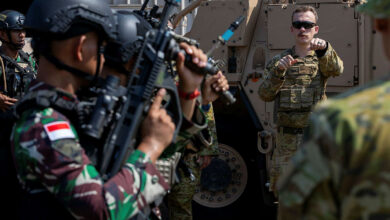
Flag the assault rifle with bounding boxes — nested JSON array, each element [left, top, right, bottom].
[[83, 0, 235, 179]]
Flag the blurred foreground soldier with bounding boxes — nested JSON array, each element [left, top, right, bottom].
[[278, 1, 390, 219], [258, 5, 344, 195], [9, 0, 187, 219]]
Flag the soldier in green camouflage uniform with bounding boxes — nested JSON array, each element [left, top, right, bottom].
[[167, 73, 229, 220], [258, 6, 344, 194], [11, 1, 211, 219], [277, 1, 390, 219]]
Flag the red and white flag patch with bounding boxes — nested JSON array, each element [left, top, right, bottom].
[[44, 121, 76, 141]]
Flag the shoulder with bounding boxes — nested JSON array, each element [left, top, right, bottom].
[[14, 107, 79, 150]]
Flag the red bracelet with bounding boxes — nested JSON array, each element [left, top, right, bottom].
[[178, 88, 201, 100]]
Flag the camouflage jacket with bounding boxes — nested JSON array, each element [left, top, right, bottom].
[[258, 43, 343, 128], [11, 81, 169, 220], [0, 50, 37, 99], [277, 78, 390, 220]]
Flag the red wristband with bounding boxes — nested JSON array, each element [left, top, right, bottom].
[[178, 88, 200, 100]]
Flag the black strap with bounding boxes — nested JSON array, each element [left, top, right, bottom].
[[278, 126, 304, 134], [14, 89, 78, 120], [0, 53, 29, 75]]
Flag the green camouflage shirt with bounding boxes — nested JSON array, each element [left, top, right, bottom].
[[278, 77, 390, 220]]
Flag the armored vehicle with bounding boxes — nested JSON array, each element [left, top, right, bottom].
[[182, 0, 388, 219]]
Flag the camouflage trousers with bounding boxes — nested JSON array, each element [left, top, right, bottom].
[[269, 130, 304, 196], [167, 153, 200, 220]]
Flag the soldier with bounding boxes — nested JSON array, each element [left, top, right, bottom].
[[10, 0, 207, 219], [277, 0, 390, 219], [258, 5, 344, 195], [0, 10, 37, 215], [104, 11, 229, 220], [166, 72, 228, 220], [0, 10, 37, 105]]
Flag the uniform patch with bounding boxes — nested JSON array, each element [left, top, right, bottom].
[[44, 121, 75, 141]]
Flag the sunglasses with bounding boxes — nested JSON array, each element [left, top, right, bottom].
[[292, 21, 316, 29]]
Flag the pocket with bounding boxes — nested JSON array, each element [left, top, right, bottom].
[[279, 88, 315, 110]]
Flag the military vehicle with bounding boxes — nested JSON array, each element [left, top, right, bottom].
[[180, 0, 389, 219]]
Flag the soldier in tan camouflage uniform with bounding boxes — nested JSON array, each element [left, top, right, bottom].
[[277, 1, 390, 219], [258, 5, 344, 195]]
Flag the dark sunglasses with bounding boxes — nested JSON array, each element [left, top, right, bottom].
[[292, 21, 316, 29]]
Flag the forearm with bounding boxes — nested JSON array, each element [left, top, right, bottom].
[[318, 43, 344, 77]]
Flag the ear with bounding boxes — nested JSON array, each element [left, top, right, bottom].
[[0, 30, 6, 39], [74, 35, 87, 62], [314, 25, 319, 34], [290, 26, 294, 33]]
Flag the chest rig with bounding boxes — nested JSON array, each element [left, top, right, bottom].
[[0, 51, 37, 99], [277, 49, 325, 112]]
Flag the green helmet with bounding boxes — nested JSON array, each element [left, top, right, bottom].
[[357, 0, 390, 18]]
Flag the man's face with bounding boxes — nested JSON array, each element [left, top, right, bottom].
[[0, 29, 26, 49], [291, 11, 319, 45]]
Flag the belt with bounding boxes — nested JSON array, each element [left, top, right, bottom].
[[278, 126, 304, 134]]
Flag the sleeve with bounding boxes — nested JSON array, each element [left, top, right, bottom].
[[160, 102, 208, 158], [12, 111, 168, 220], [277, 108, 340, 220], [317, 43, 344, 78], [258, 55, 286, 102], [197, 103, 219, 156]]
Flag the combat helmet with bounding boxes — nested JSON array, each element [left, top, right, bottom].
[[0, 10, 26, 49], [25, 0, 117, 81], [104, 10, 152, 74]]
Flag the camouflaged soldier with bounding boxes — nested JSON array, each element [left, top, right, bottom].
[[258, 5, 344, 194], [11, 0, 176, 219], [0, 10, 37, 106], [277, 1, 390, 219], [166, 74, 228, 220]]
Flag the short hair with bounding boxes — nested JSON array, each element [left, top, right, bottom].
[[291, 6, 318, 23]]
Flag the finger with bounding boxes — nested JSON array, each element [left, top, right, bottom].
[[150, 89, 166, 112], [7, 97, 18, 102], [191, 46, 200, 64], [180, 42, 193, 55], [4, 101, 15, 106]]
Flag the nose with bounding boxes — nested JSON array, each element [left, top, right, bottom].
[[300, 27, 306, 31]]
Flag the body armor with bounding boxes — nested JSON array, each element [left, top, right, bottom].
[[0, 51, 37, 99], [276, 49, 325, 129]]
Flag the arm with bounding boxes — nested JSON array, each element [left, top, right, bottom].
[[258, 55, 290, 102], [316, 42, 344, 78]]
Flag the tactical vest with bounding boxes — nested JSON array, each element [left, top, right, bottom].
[[276, 49, 326, 129], [0, 50, 37, 99]]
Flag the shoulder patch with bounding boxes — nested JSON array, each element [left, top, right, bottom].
[[44, 121, 75, 141]]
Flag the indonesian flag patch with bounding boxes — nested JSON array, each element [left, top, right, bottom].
[[44, 121, 76, 141]]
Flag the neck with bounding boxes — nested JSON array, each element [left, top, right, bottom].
[[294, 43, 311, 58], [36, 57, 83, 95], [0, 45, 19, 59]]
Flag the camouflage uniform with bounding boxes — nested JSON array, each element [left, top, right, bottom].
[[11, 80, 207, 219], [277, 77, 390, 220], [278, 1, 390, 219], [167, 103, 219, 220], [258, 45, 343, 193]]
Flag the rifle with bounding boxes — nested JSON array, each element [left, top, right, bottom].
[[82, 0, 236, 179]]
